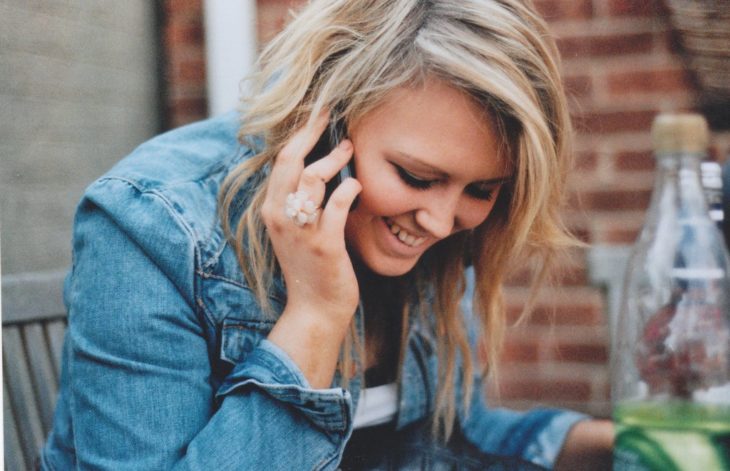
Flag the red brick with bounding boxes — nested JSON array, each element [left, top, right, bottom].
[[574, 109, 656, 134], [551, 343, 608, 363], [558, 32, 654, 59], [533, 0, 593, 21], [167, 47, 205, 66], [615, 150, 654, 171], [177, 58, 206, 82], [607, 0, 667, 17], [527, 303, 605, 326], [168, 97, 208, 126], [504, 268, 531, 287], [566, 190, 582, 210], [502, 340, 540, 363], [163, 0, 208, 128], [580, 188, 652, 211], [563, 265, 590, 286], [607, 68, 694, 95], [166, 21, 204, 47], [604, 226, 642, 244], [499, 378, 592, 402], [165, 0, 202, 17], [504, 263, 587, 287]]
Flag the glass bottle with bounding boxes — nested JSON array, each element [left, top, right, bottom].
[[612, 113, 730, 470], [701, 161, 723, 228]]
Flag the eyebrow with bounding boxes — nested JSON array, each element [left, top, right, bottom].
[[393, 151, 512, 185]]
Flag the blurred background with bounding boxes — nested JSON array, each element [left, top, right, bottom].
[[2, 0, 730, 459]]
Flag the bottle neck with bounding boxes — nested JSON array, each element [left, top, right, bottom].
[[649, 151, 708, 222], [653, 151, 704, 176]]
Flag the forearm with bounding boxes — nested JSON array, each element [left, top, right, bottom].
[[554, 419, 614, 471], [267, 305, 354, 388]]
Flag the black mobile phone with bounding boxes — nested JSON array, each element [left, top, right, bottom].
[[303, 119, 357, 209]]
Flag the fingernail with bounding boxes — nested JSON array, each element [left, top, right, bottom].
[[340, 140, 352, 151]]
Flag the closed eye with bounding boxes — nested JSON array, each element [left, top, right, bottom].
[[394, 161, 503, 201], [394, 165, 437, 190], [466, 183, 498, 201]]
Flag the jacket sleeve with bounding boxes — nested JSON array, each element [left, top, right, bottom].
[[458, 373, 588, 469], [46, 178, 352, 470], [457, 267, 589, 469]]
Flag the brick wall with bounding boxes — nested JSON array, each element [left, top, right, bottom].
[[162, 0, 208, 128], [162, 0, 730, 418], [505, 0, 729, 417]]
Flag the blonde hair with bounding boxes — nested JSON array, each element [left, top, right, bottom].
[[219, 0, 576, 439]]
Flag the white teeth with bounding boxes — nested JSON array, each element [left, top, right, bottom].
[[387, 220, 425, 248]]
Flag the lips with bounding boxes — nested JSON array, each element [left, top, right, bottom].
[[385, 219, 426, 248]]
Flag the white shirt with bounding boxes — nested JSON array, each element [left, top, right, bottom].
[[352, 383, 398, 429]]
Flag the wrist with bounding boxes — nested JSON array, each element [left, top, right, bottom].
[[555, 419, 614, 471], [267, 305, 355, 388]]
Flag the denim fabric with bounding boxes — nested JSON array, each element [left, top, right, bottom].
[[41, 112, 587, 470]]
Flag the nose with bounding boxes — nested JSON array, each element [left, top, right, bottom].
[[414, 192, 459, 239]]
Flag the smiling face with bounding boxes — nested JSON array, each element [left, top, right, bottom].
[[345, 78, 510, 277]]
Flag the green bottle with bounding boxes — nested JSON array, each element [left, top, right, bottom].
[[612, 113, 730, 470]]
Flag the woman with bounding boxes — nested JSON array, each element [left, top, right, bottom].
[[42, 0, 613, 469]]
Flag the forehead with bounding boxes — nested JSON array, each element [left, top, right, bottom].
[[352, 78, 509, 180]]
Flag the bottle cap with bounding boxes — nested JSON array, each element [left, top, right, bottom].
[[651, 113, 709, 154]]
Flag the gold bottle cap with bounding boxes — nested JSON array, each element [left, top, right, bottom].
[[651, 113, 709, 154]]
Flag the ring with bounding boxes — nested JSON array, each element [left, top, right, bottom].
[[285, 191, 319, 226]]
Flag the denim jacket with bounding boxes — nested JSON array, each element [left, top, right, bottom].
[[41, 112, 587, 470]]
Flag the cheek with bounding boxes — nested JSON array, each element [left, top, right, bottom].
[[459, 198, 498, 230], [356, 168, 411, 217], [358, 186, 395, 217]]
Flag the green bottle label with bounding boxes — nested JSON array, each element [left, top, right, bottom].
[[614, 429, 677, 471], [614, 402, 730, 471]]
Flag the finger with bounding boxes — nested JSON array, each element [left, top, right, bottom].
[[268, 110, 330, 195], [319, 177, 362, 230], [298, 139, 354, 205]]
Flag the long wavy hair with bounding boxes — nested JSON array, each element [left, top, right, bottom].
[[219, 0, 577, 439]]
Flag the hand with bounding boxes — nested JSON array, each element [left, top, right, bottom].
[[262, 111, 362, 321], [262, 111, 362, 388], [555, 419, 614, 471]]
